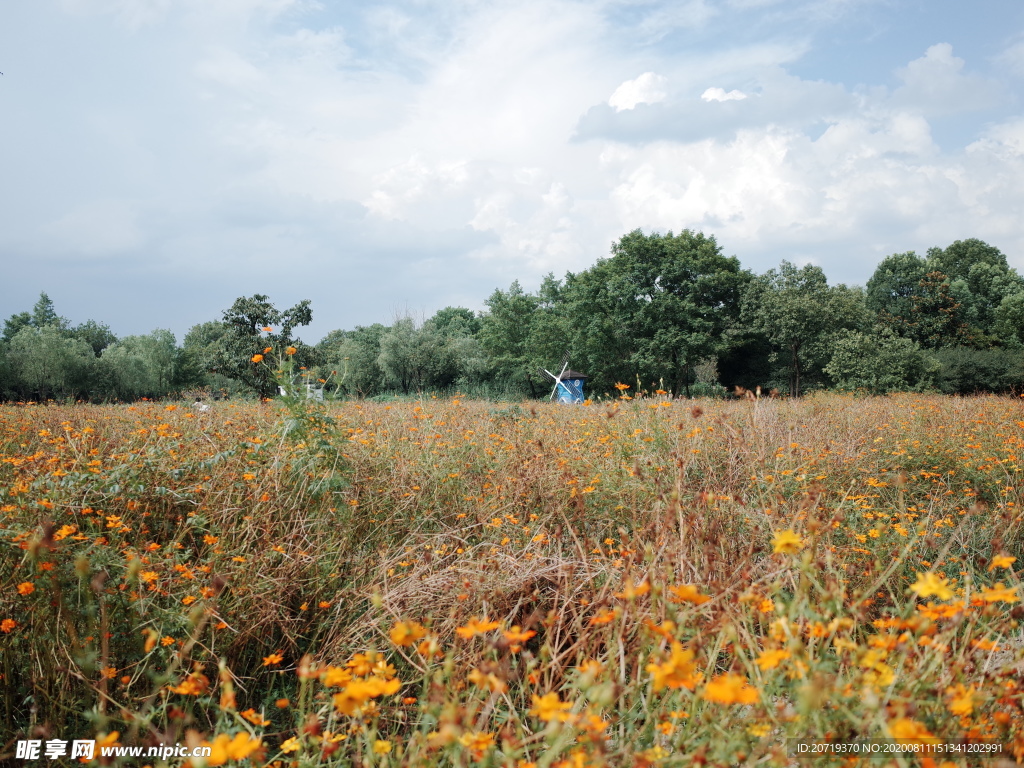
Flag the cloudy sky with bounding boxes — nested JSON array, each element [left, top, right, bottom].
[[2, 0, 1023, 343]]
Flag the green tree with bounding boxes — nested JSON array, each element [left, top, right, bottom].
[[866, 251, 928, 333], [72, 320, 118, 357], [8, 325, 94, 400], [479, 281, 542, 393], [825, 328, 937, 394], [742, 261, 869, 397], [218, 295, 313, 397]]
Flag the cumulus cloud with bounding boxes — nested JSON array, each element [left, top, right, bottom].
[[609, 73, 669, 111], [890, 43, 1001, 116], [2, 0, 1024, 338], [701, 87, 747, 102]]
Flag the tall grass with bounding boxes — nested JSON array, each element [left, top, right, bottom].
[[2, 392, 1022, 765]]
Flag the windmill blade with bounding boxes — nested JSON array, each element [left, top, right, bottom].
[[550, 361, 569, 401], [558, 348, 571, 370]]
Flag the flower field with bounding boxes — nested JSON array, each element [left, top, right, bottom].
[[2, 393, 1023, 766]]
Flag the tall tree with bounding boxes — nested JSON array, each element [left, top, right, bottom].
[[217, 295, 313, 397], [742, 261, 868, 397]]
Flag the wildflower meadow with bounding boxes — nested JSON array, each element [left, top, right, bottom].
[[2, 382, 1023, 765]]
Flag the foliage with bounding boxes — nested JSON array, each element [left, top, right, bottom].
[[741, 261, 869, 397], [217, 295, 314, 398], [824, 328, 937, 394]]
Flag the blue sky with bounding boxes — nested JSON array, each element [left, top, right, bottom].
[[2, 0, 1023, 343]]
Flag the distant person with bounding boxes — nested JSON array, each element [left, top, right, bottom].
[[193, 398, 211, 412]]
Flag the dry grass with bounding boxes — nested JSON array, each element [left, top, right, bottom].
[[2, 392, 1024, 766]]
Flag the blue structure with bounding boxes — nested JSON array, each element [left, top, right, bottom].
[[555, 370, 587, 403]]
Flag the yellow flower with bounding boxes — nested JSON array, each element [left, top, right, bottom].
[[755, 648, 790, 671], [976, 583, 1019, 603], [702, 673, 759, 705], [455, 617, 501, 639], [528, 692, 574, 723], [373, 740, 392, 754], [206, 733, 262, 766], [390, 620, 428, 647], [646, 642, 701, 691], [910, 572, 954, 601], [989, 554, 1016, 571], [771, 529, 804, 555], [280, 736, 301, 754], [332, 677, 401, 716], [945, 683, 978, 716], [458, 730, 496, 758]]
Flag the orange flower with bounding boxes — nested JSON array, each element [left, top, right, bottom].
[[503, 625, 537, 652], [1, 618, 16, 633], [614, 382, 631, 391], [251, 354, 264, 363], [285, 346, 297, 355], [241, 708, 271, 726], [702, 673, 759, 705], [263, 651, 284, 666], [646, 642, 701, 691], [755, 648, 791, 671], [458, 731, 496, 759], [16, 582, 34, 596], [989, 555, 1016, 571], [614, 577, 650, 599], [168, 671, 210, 696], [887, 717, 939, 745], [455, 617, 501, 639], [262, 326, 273, 332], [667, 584, 711, 605], [389, 621, 428, 647], [945, 684, 978, 716]]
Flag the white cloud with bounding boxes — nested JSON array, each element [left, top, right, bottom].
[[609, 73, 669, 111], [701, 87, 747, 102], [891, 43, 1001, 116]]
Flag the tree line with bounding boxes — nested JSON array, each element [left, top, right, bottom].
[[3, 232, 1023, 402]]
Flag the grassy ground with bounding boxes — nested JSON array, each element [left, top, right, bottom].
[[2, 393, 1023, 766]]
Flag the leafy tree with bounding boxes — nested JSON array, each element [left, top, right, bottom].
[[7, 325, 94, 400], [100, 330, 183, 400], [429, 307, 482, 339], [866, 251, 928, 331], [217, 295, 313, 397], [479, 281, 542, 392], [932, 346, 1024, 394], [72, 320, 118, 357], [742, 261, 869, 397], [31, 292, 67, 330], [2, 312, 32, 343], [825, 329, 937, 394], [320, 324, 388, 397]]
